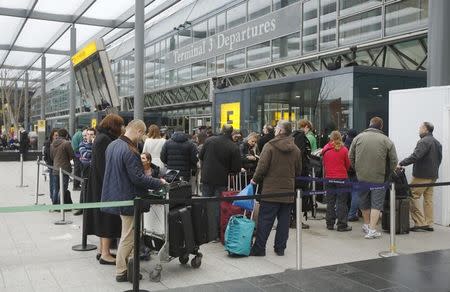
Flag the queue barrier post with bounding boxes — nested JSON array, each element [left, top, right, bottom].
[[16, 153, 29, 188], [72, 178, 96, 251], [379, 183, 399, 258], [32, 157, 45, 203], [55, 168, 72, 225], [296, 188, 303, 270]]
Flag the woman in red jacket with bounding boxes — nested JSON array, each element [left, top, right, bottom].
[[322, 131, 352, 232]]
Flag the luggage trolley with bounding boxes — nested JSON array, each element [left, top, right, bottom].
[[142, 171, 203, 282]]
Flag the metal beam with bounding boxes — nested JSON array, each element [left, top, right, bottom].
[[69, 25, 76, 136], [0, 7, 134, 28], [134, 0, 145, 120], [40, 55, 46, 119], [1, 64, 65, 72], [0, 44, 70, 55], [24, 72, 29, 130], [0, 77, 40, 82]]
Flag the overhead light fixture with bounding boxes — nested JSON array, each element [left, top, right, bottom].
[[295, 95, 300, 98], [372, 87, 379, 90]]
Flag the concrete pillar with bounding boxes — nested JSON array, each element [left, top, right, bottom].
[[40, 55, 46, 119], [69, 25, 76, 136], [427, 0, 450, 86], [134, 0, 145, 120], [24, 72, 29, 131]]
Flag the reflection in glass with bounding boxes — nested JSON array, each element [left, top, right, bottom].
[[207, 57, 216, 76], [217, 55, 225, 74], [227, 3, 246, 29], [339, 0, 381, 17], [178, 27, 192, 48], [178, 65, 191, 82], [248, 0, 271, 20], [208, 17, 216, 36], [192, 61, 207, 79], [320, 0, 337, 50], [303, 0, 318, 53], [226, 49, 245, 71], [273, 0, 299, 10], [217, 12, 226, 33], [247, 42, 271, 68], [193, 21, 207, 42], [385, 0, 428, 36], [339, 8, 382, 45], [272, 32, 300, 60]]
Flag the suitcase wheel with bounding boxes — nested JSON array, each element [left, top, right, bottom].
[[191, 255, 202, 269], [179, 255, 189, 265]]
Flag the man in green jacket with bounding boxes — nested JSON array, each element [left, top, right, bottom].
[[349, 117, 398, 239]]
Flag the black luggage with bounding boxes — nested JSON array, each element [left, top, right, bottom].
[[387, 169, 412, 199], [168, 206, 196, 258], [382, 198, 410, 234], [191, 199, 217, 245], [168, 180, 192, 209]]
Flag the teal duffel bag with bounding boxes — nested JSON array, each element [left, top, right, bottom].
[[224, 215, 255, 256]]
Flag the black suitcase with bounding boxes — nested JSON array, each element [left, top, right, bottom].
[[168, 206, 196, 258], [168, 180, 192, 209], [387, 169, 412, 199], [191, 199, 218, 245], [382, 198, 410, 234]]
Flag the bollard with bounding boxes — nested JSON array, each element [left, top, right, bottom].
[[16, 153, 29, 188], [379, 183, 399, 258], [296, 189, 303, 270], [72, 178, 96, 251], [32, 157, 45, 203], [55, 168, 72, 225]]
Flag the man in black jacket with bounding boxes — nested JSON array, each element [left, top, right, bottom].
[[258, 124, 274, 152], [160, 127, 198, 180], [398, 122, 442, 232], [199, 125, 241, 238]]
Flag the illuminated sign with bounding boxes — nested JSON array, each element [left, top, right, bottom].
[[71, 41, 98, 66], [37, 120, 46, 132], [91, 118, 97, 129], [220, 102, 240, 130]]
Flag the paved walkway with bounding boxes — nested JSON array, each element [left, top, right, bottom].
[[0, 161, 450, 291]]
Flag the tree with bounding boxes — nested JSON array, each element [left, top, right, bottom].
[[0, 70, 25, 139]]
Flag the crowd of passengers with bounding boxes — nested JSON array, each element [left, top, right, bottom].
[[42, 114, 442, 282]]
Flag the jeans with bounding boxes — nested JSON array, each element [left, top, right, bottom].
[[49, 172, 57, 204], [253, 202, 292, 252], [52, 174, 71, 205], [325, 182, 349, 228], [348, 190, 360, 219], [201, 184, 226, 237]]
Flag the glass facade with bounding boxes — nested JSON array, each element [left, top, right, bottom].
[[214, 67, 426, 137]]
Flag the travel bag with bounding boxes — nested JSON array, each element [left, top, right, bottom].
[[382, 198, 410, 234], [191, 198, 218, 245], [224, 214, 255, 256], [167, 180, 192, 209], [168, 206, 196, 258], [220, 173, 245, 243]]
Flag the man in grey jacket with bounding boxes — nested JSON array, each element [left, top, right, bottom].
[[398, 122, 442, 232], [349, 117, 398, 239]]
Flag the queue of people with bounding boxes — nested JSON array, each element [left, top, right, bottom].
[[40, 114, 442, 282]]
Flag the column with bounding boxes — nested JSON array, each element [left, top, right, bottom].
[[69, 25, 77, 136], [40, 55, 46, 119], [24, 72, 29, 131], [134, 0, 145, 120], [427, 0, 450, 86]]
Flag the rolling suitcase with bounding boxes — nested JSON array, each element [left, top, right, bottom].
[[168, 206, 196, 258], [224, 214, 255, 256], [191, 198, 217, 245], [220, 173, 246, 244], [167, 180, 192, 209], [382, 198, 410, 234]]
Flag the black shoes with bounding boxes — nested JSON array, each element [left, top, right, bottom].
[[274, 249, 285, 256], [116, 272, 142, 283], [326, 225, 334, 230], [337, 226, 352, 232], [410, 225, 434, 232], [348, 217, 359, 222], [97, 253, 116, 261], [302, 223, 310, 229], [99, 258, 116, 265], [73, 210, 83, 216], [249, 247, 266, 257]]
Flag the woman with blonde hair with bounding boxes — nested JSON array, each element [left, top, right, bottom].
[[240, 132, 260, 174], [322, 130, 351, 232], [143, 124, 166, 173]]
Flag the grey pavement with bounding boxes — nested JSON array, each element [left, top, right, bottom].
[[1, 161, 450, 291]]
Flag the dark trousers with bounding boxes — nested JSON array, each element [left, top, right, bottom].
[[52, 174, 72, 205], [201, 184, 226, 237], [73, 156, 81, 188], [326, 182, 349, 228], [79, 164, 90, 203], [253, 201, 292, 252]]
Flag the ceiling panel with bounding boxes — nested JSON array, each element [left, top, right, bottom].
[[33, 0, 84, 15], [50, 29, 70, 51], [76, 24, 104, 46], [0, 16, 25, 45], [44, 53, 65, 67], [0, 0, 34, 9], [3, 51, 38, 67], [83, 0, 134, 20], [15, 19, 65, 47]]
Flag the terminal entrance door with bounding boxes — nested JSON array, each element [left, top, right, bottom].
[[189, 116, 211, 134]]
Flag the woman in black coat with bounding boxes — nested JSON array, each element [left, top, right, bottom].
[[85, 114, 124, 265]]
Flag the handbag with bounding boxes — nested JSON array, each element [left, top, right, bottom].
[[232, 183, 255, 211]]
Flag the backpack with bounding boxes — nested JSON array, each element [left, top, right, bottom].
[[291, 130, 311, 176]]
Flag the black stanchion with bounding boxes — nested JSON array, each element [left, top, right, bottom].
[[72, 178, 96, 252], [124, 197, 148, 292]]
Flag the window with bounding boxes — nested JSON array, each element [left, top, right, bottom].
[[385, 0, 428, 36], [339, 8, 382, 45], [320, 0, 337, 50], [178, 27, 192, 48], [208, 17, 216, 36], [247, 41, 271, 68], [193, 21, 207, 42], [217, 12, 226, 33], [177, 65, 191, 83], [273, 0, 299, 10], [227, 3, 246, 29], [272, 32, 300, 60], [166, 70, 176, 86], [302, 0, 318, 53], [339, 0, 381, 17], [192, 61, 207, 79], [207, 57, 216, 76], [226, 49, 245, 71], [168, 35, 177, 51], [248, 0, 271, 20], [217, 55, 225, 74]]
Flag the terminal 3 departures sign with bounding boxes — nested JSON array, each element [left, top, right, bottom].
[[165, 2, 301, 70]]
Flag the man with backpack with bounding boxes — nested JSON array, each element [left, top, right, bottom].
[[291, 119, 313, 229]]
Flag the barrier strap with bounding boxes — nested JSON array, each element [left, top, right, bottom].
[[0, 200, 133, 213]]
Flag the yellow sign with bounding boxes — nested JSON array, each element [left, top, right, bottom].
[[274, 111, 296, 122], [71, 41, 98, 66], [220, 102, 240, 130], [91, 118, 97, 129], [37, 120, 46, 132]]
